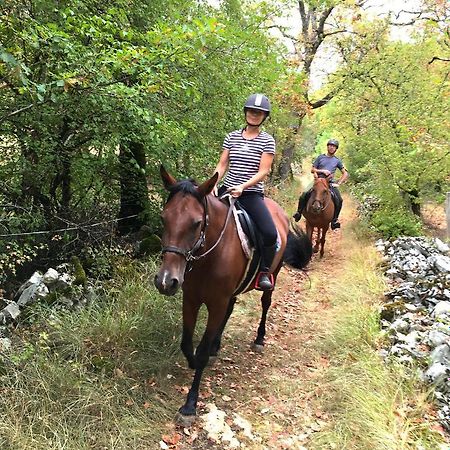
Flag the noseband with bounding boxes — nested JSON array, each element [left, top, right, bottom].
[[161, 195, 235, 263], [312, 197, 331, 212], [311, 182, 332, 212]]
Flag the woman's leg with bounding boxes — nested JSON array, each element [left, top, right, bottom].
[[238, 193, 277, 290]]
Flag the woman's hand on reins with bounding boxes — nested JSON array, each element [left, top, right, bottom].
[[227, 185, 244, 198]]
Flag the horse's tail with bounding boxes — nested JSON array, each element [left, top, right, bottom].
[[283, 225, 313, 269]]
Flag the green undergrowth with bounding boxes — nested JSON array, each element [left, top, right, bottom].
[[0, 258, 187, 449], [309, 222, 447, 449]]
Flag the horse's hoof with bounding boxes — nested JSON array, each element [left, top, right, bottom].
[[313, 248, 319, 253], [251, 342, 264, 353], [208, 355, 218, 366], [175, 411, 197, 427]]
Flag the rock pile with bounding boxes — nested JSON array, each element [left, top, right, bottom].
[[376, 236, 450, 429], [0, 265, 95, 327]]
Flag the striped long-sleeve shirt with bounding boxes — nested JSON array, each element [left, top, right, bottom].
[[222, 129, 275, 194]]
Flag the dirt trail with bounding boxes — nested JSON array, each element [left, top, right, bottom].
[[160, 192, 356, 450]]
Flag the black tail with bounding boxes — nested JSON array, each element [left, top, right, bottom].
[[283, 226, 312, 269]]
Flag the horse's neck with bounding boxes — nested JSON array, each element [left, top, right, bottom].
[[313, 180, 330, 195], [207, 196, 231, 233], [315, 179, 328, 188]]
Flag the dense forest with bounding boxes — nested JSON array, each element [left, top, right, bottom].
[[1, 0, 448, 288], [0, 1, 449, 449]]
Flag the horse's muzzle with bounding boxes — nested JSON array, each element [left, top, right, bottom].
[[311, 203, 322, 214], [154, 270, 182, 296]]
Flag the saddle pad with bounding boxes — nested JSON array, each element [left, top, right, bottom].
[[232, 208, 253, 259]]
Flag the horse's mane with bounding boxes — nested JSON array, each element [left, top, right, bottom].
[[315, 177, 330, 187], [167, 179, 202, 203]]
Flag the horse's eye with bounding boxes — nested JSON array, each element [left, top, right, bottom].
[[192, 219, 202, 230]]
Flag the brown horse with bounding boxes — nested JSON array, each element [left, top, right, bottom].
[[154, 166, 312, 423], [303, 177, 335, 258]]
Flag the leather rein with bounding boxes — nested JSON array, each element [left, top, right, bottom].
[[311, 180, 333, 212], [161, 195, 236, 263]]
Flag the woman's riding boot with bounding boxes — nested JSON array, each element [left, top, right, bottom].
[[256, 243, 277, 291]]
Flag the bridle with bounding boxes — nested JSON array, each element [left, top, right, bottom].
[[310, 180, 332, 212], [161, 195, 235, 263]]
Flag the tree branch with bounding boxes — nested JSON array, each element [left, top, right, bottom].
[[310, 91, 335, 109], [298, 1, 309, 37], [317, 6, 334, 37], [0, 103, 35, 123], [264, 24, 298, 42], [428, 56, 450, 64], [323, 29, 353, 37]]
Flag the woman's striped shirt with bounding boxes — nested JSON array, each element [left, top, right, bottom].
[[222, 129, 276, 194]]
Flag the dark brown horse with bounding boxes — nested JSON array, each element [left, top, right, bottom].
[[303, 177, 335, 258], [154, 166, 312, 423]]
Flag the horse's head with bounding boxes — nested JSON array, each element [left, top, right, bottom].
[[310, 177, 331, 214], [154, 165, 218, 296]]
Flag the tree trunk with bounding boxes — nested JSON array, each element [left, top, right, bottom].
[[276, 115, 305, 181], [401, 188, 421, 217], [277, 134, 296, 181], [408, 189, 421, 217], [118, 141, 151, 235]]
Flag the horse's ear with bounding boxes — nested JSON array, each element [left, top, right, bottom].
[[197, 172, 219, 198], [160, 165, 177, 190]]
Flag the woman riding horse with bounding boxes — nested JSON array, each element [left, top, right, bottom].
[[214, 93, 277, 291], [154, 167, 312, 422]]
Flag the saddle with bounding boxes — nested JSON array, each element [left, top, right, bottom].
[[221, 196, 279, 296]]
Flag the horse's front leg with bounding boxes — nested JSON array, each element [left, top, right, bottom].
[[314, 228, 321, 254], [320, 227, 328, 258], [306, 223, 317, 253], [180, 299, 201, 370], [178, 300, 228, 422], [306, 222, 313, 243]]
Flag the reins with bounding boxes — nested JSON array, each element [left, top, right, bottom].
[[162, 195, 236, 263], [311, 179, 333, 212]]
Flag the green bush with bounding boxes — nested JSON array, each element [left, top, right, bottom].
[[370, 207, 422, 238]]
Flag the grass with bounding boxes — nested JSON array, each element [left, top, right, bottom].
[[307, 221, 446, 449], [0, 257, 187, 449], [0, 194, 447, 449]]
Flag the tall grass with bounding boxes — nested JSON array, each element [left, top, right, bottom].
[[0, 258, 186, 449], [309, 224, 446, 449]]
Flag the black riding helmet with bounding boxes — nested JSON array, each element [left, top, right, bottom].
[[244, 94, 271, 116], [327, 139, 339, 148]]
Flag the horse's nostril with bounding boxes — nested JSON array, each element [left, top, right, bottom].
[[170, 278, 179, 290]]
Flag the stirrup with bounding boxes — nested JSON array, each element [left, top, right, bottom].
[[255, 272, 274, 291]]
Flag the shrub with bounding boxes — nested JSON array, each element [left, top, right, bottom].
[[370, 207, 422, 238]]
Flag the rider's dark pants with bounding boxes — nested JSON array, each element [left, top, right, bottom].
[[234, 192, 277, 247], [330, 186, 342, 221], [219, 187, 277, 271]]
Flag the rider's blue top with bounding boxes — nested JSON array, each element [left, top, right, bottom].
[[313, 154, 345, 182]]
